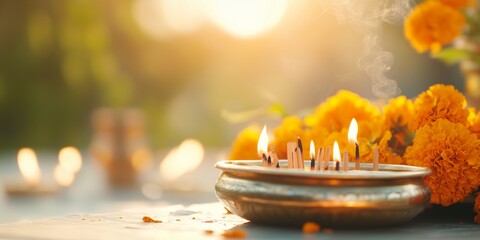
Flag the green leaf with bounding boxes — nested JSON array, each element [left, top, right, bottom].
[[267, 103, 288, 117], [432, 48, 472, 65]]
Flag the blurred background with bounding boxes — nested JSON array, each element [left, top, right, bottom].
[[0, 0, 462, 151]]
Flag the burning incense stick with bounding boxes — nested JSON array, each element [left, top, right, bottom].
[[297, 137, 303, 155], [316, 147, 324, 171], [269, 151, 280, 168], [309, 140, 315, 170], [355, 143, 360, 170]]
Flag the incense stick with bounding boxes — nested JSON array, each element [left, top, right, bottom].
[[324, 146, 331, 170], [343, 151, 349, 171], [355, 143, 360, 170], [373, 147, 379, 171], [287, 142, 295, 169]]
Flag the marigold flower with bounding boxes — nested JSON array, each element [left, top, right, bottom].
[[404, 1, 465, 53], [382, 96, 415, 156], [318, 119, 401, 164], [273, 116, 306, 159], [433, 0, 477, 10], [305, 90, 380, 140], [405, 119, 480, 206], [320, 129, 350, 158], [383, 96, 413, 130], [357, 130, 403, 165], [228, 124, 261, 160], [409, 84, 468, 131], [378, 130, 405, 165]]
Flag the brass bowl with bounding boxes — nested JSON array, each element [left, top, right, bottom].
[[215, 160, 431, 228]]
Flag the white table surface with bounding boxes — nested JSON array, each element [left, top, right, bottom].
[[0, 151, 479, 239]]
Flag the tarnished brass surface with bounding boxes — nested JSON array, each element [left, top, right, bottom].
[[215, 160, 430, 227]]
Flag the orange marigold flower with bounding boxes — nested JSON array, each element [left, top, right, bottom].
[[405, 119, 480, 206], [382, 96, 415, 156], [475, 192, 480, 224], [433, 0, 477, 10], [378, 130, 405, 165], [305, 90, 380, 139], [228, 125, 261, 160], [273, 116, 306, 159], [320, 129, 350, 158], [318, 122, 401, 164], [383, 96, 413, 131], [404, 1, 465, 53], [409, 84, 468, 131]]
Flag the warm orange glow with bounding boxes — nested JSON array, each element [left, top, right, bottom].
[[348, 118, 358, 144], [159, 139, 205, 181], [209, 0, 288, 38], [257, 125, 269, 157], [17, 148, 41, 187], [131, 148, 152, 171], [309, 140, 315, 159], [161, 0, 206, 34], [132, 0, 169, 39], [333, 141, 341, 163], [54, 164, 75, 187], [58, 147, 82, 173]]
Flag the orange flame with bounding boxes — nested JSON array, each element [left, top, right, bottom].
[[348, 118, 358, 144], [309, 140, 315, 159], [333, 141, 341, 163], [257, 125, 268, 157]]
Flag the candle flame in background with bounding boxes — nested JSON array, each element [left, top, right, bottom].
[[309, 140, 315, 159], [159, 139, 204, 182], [348, 118, 358, 144], [58, 147, 82, 173], [209, 0, 288, 38], [17, 148, 42, 187], [257, 125, 269, 156], [333, 141, 341, 163], [55, 147, 82, 187], [54, 164, 75, 187]]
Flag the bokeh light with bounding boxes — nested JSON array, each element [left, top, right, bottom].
[[209, 0, 288, 38]]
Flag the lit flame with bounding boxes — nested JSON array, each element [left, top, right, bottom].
[[333, 141, 341, 163], [348, 118, 358, 144], [309, 140, 315, 159], [257, 125, 268, 157], [17, 148, 41, 187], [58, 147, 82, 173], [159, 139, 205, 182], [54, 164, 75, 187], [210, 0, 288, 38]]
